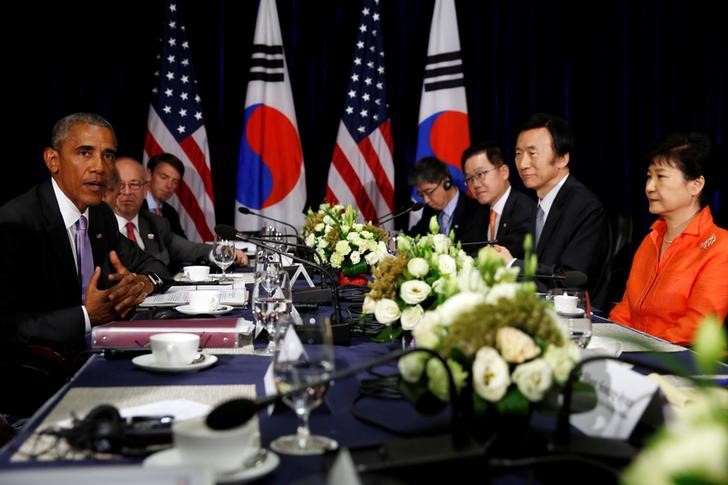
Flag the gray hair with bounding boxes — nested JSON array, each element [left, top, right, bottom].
[[51, 112, 115, 149]]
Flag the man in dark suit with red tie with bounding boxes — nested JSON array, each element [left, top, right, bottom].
[[494, 113, 609, 309], [459, 141, 535, 258], [0, 113, 171, 415]]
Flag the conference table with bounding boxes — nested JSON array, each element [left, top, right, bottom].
[[0, 288, 723, 484]]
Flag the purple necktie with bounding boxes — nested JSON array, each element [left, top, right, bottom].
[[76, 215, 94, 301]]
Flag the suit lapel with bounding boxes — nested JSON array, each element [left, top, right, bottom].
[[139, 212, 161, 253], [38, 181, 81, 292], [537, 178, 573, 252]]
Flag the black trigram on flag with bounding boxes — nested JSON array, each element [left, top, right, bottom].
[[423, 50, 464, 92], [249, 44, 285, 82]]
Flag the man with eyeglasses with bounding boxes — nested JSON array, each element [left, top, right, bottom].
[[407, 156, 480, 240], [459, 141, 535, 258], [143, 153, 187, 239], [106, 157, 247, 273]]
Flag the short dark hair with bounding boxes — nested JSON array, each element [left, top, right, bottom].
[[147, 153, 185, 178], [461, 141, 505, 171], [648, 132, 712, 207], [408, 156, 451, 186], [51, 112, 115, 149], [519, 113, 573, 157]]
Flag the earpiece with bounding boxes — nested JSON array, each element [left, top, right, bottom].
[[442, 177, 453, 190], [64, 404, 125, 453]]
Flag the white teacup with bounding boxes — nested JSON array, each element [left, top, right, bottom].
[[174, 415, 258, 474], [184, 265, 210, 282], [553, 294, 579, 315], [188, 290, 221, 313], [149, 333, 200, 366]]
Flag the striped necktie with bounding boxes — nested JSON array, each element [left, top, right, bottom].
[[75, 215, 94, 301]]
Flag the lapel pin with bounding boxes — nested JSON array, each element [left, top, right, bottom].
[[700, 233, 716, 249], [95, 233, 102, 239], [147, 233, 155, 240]]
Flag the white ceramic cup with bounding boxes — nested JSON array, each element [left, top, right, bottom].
[[174, 415, 258, 474], [184, 265, 210, 282], [553, 294, 579, 315], [188, 290, 221, 313], [149, 333, 200, 366]]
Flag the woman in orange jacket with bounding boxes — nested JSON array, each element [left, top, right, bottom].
[[610, 132, 728, 346]]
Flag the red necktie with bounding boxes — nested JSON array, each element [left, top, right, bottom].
[[489, 209, 497, 240], [125, 221, 138, 245], [154, 206, 162, 216]]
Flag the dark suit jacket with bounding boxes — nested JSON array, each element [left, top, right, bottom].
[[515, 175, 609, 308], [141, 199, 187, 239], [460, 188, 535, 258], [0, 181, 171, 356], [137, 210, 212, 273], [407, 190, 480, 242]]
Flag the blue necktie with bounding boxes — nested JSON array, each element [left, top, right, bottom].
[[438, 211, 450, 234], [76, 215, 94, 301]]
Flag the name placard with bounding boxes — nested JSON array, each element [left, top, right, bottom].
[[571, 360, 659, 440]]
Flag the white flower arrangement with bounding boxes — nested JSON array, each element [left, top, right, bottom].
[[302, 203, 388, 274], [396, 235, 582, 417]]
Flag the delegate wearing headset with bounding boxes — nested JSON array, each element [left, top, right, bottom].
[[407, 156, 485, 242]]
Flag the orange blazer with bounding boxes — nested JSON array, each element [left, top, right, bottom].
[[610, 207, 728, 345]]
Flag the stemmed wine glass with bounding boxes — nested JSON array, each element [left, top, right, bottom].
[[252, 270, 291, 355], [212, 238, 236, 282], [549, 288, 592, 348], [270, 316, 338, 455], [255, 249, 282, 291]]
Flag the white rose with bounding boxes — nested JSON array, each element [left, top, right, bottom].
[[329, 252, 344, 268], [314, 222, 325, 232], [400, 304, 424, 330], [335, 240, 351, 255], [484, 282, 520, 305], [305, 233, 316, 247], [349, 251, 361, 264], [512, 359, 553, 402], [317, 238, 329, 249], [437, 254, 457, 275], [472, 347, 510, 402], [374, 298, 400, 325], [407, 257, 430, 278], [496, 327, 541, 363], [398, 352, 428, 383], [340, 224, 351, 235], [456, 266, 489, 293], [362, 296, 376, 314], [412, 311, 441, 349], [323, 215, 335, 226], [432, 234, 450, 254], [360, 229, 372, 239], [543, 344, 578, 385], [437, 292, 484, 326], [400, 280, 431, 305]]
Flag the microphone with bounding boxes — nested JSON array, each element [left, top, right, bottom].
[[206, 346, 469, 447], [241, 233, 324, 266], [378, 202, 424, 225], [459, 240, 499, 247], [529, 271, 588, 288], [215, 224, 343, 324], [237, 207, 300, 240]]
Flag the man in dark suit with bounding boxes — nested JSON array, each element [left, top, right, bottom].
[[407, 156, 480, 241], [0, 114, 171, 407], [107, 157, 247, 273], [495, 113, 609, 308], [459, 141, 535, 258], [143, 153, 187, 239]]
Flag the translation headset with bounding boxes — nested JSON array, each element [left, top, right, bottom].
[[51, 403, 173, 454], [442, 177, 453, 190]]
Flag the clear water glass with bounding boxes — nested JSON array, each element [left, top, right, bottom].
[[252, 271, 291, 354]]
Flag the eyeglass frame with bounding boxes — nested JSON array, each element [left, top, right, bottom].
[[464, 167, 498, 187], [118, 180, 147, 192], [417, 178, 446, 199]]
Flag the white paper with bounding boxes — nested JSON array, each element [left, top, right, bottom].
[[571, 360, 658, 440], [140, 289, 247, 307]]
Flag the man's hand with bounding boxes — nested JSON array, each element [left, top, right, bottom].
[[87, 250, 153, 321], [233, 249, 249, 267], [492, 245, 515, 266]]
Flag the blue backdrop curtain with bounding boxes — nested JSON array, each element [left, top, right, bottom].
[[4, 0, 726, 233]]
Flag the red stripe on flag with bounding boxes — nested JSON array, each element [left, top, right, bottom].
[[379, 119, 394, 155], [331, 144, 378, 223], [144, 131, 164, 158], [180, 136, 214, 202], [176, 181, 214, 241], [324, 186, 339, 205], [357, 130, 394, 209]]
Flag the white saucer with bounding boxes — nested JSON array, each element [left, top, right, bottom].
[[132, 353, 218, 373], [144, 447, 279, 484], [175, 304, 234, 316]]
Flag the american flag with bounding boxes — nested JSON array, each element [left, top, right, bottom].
[[144, 1, 216, 243], [326, 0, 394, 226]]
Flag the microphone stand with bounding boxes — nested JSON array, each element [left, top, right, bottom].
[[378, 202, 424, 225], [237, 207, 301, 241], [217, 225, 343, 327], [206, 347, 470, 449]]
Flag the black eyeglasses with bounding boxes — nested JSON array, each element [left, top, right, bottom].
[[119, 181, 147, 192], [464, 167, 497, 187], [417, 179, 445, 199]]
